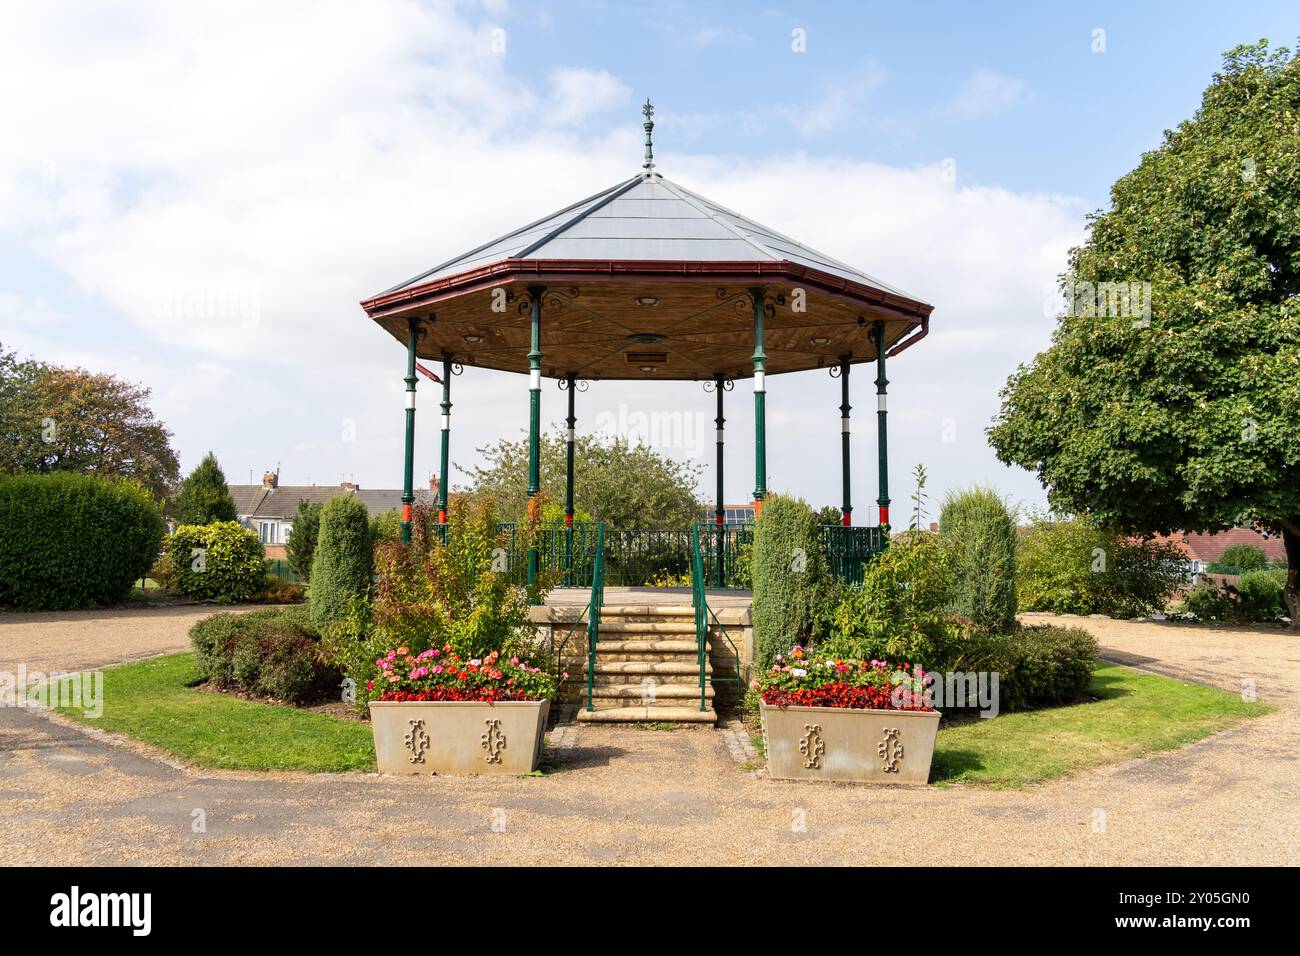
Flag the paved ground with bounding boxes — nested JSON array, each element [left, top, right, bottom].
[[1, 608, 1297, 865]]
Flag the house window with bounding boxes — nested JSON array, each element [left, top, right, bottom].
[[259, 521, 277, 544]]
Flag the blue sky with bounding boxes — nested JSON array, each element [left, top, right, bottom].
[[1, 1, 1293, 517]]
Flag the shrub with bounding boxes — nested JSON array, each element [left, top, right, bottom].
[[938, 486, 1018, 633], [1207, 543, 1268, 575], [751, 493, 834, 667], [1237, 568, 1287, 621], [174, 452, 236, 525], [1017, 514, 1186, 617], [369, 508, 403, 545], [251, 577, 306, 604], [190, 606, 340, 704], [285, 499, 323, 579], [1185, 582, 1230, 621], [167, 521, 266, 602], [309, 495, 372, 626], [827, 529, 961, 669], [329, 495, 555, 701], [944, 625, 1097, 713], [0, 473, 164, 610]]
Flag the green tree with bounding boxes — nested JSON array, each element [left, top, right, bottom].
[[1207, 543, 1268, 574], [285, 499, 323, 579], [988, 42, 1300, 624], [0, 344, 179, 501], [174, 452, 237, 525], [750, 493, 833, 667], [464, 430, 702, 529], [309, 496, 372, 626], [814, 505, 843, 526], [939, 486, 1018, 633]]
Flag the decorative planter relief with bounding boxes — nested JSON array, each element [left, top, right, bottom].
[[760, 701, 939, 785], [370, 700, 549, 774]]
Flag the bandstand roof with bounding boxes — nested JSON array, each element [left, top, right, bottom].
[[362, 112, 933, 381]]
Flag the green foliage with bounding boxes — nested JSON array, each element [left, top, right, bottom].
[[190, 606, 339, 704], [939, 486, 1018, 632], [815, 505, 843, 526], [0, 472, 164, 610], [979, 626, 1098, 712], [0, 344, 179, 501], [987, 41, 1300, 620], [368, 507, 403, 545], [308, 495, 373, 626], [1236, 568, 1286, 621], [285, 499, 323, 579], [465, 430, 702, 530], [329, 496, 545, 699], [174, 452, 236, 525], [751, 493, 834, 667], [167, 521, 267, 602], [1016, 514, 1186, 617], [1207, 543, 1268, 574], [826, 529, 961, 669], [1185, 583, 1231, 621]]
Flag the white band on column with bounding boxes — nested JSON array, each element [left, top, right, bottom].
[[716, 429, 724, 443], [754, 371, 765, 393], [405, 391, 416, 409], [440, 415, 450, 430], [841, 417, 850, 433], [530, 369, 541, 390], [566, 428, 575, 441], [878, 394, 887, 411]]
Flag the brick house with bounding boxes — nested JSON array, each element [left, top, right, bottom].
[[1155, 527, 1288, 583], [230, 470, 436, 559]]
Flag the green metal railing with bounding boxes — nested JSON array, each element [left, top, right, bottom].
[[690, 524, 742, 712], [586, 523, 606, 712], [695, 523, 754, 589], [818, 524, 888, 585]]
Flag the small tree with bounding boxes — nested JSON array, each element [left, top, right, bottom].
[[751, 493, 832, 667], [1208, 543, 1268, 574], [175, 452, 236, 525], [939, 486, 1018, 633], [285, 499, 323, 579], [309, 496, 372, 626]]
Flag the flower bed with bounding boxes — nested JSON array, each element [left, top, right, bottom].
[[366, 646, 563, 704], [366, 645, 559, 775], [758, 646, 940, 785], [759, 645, 933, 712]]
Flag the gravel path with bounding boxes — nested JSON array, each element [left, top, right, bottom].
[[1, 609, 1297, 866]]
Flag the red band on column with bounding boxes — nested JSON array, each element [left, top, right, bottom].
[[565, 513, 573, 528], [842, 512, 851, 527], [878, 505, 889, 526], [754, 499, 763, 518], [402, 504, 412, 522], [437, 509, 447, 524]]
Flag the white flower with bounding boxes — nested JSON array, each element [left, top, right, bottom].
[[792, 668, 807, 677]]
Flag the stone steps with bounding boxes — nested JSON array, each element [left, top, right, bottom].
[[575, 604, 717, 724]]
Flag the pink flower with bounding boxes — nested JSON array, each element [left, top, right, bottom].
[[432, 665, 444, 674]]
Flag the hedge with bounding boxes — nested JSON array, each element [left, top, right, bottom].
[[309, 496, 373, 626], [167, 521, 266, 602], [751, 493, 833, 667], [0, 472, 164, 610], [190, 606, 340, 704], [939, 486, 1017, 633]]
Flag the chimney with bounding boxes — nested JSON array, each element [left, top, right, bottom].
[[429, 474, 440, 495], [261, 469, 278, 489], [339, 481, 359, 492], [929, 521, 938, 533]]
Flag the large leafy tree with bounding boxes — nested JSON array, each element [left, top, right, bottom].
[[464, 430, 703, 530], [0, 345, 180, 501], [175, 452, 237, 525], [988, 42, 1300, 622]]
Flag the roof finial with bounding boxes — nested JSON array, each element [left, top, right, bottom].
[[641, 98, 655, 175]]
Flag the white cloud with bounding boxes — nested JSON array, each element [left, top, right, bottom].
[[946, 69, 1031, 119], [778, 61, 889, 137], [547, 67, 632, 124], [0, 1, 1081, 510]]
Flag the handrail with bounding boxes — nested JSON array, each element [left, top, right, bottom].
[[690, 524, 742, 712], [585, 522, 606, 712]]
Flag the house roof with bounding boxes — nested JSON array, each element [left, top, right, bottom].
[[230, 485, 434, 520], [1178, 529, 1288, 565], [380, 174, 923, 302]]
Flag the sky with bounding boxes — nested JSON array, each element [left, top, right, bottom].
[[1, 0, 1295, 521]]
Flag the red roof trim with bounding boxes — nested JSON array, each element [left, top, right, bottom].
[[360, 258, 933, 323]]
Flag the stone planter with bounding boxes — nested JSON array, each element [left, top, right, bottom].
[[759, 701, 940, 785], [369, 700, 550, 774]]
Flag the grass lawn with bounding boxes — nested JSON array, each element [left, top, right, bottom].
[[930, 661, 1272, 788], [49, 653, 375, 772]]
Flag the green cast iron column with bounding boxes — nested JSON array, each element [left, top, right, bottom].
[[438, 352, 452, 524], [750, 288, 767, 516], [564, 374, 576, 583], [874, 321, 890, 528], [527, 286, 545, 593], [400, 316, 419, 543], [839, 357, 852, 526], [714, 374, 726, 587]]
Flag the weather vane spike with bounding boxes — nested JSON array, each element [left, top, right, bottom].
[[642, 98, 655, 174]]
